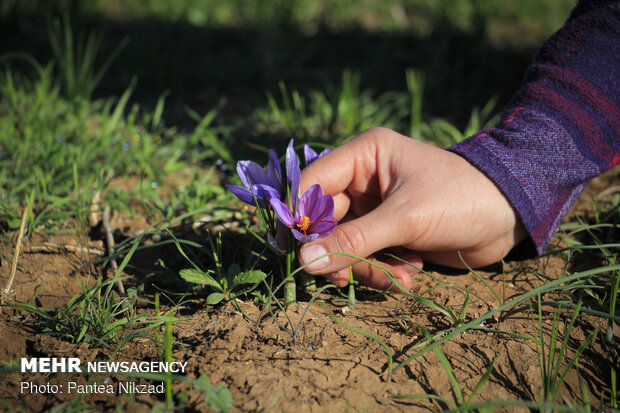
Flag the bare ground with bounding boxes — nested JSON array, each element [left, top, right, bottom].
[[1, 167, 618, 412]]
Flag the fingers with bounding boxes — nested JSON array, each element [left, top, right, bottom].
[[300, 127, 399, 196], [417, 221, 527, 268], [324, 250, 423, 292], [332, 192, 351, 220], [299, 137, 363, 195], [299, 195, 406, 275], [298, 127, 425, 291]]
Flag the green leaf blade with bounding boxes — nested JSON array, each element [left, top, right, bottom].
[[232, 270, 267, 287], [179, 269, 222, 290], [207, 293, 226, 305]]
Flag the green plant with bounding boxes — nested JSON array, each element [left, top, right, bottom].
[[178, 229, 266, 305], [421, 96, 499, 146], [1, 7, 613, 409], [179, 264, 267, 305], [406, 68, 425, 140], [164, 167, 228, 217], [556, 196, 619, 343], [4, 238, 166, 352], [163, 314, 173, 409], [458, 251, 503, 308], [388, 262, 620, 380], [185, 100, 234, 164], [530, 297, 596, 411], [256, 70, 409, 143], [347, 266, 357, 309], [393, 325, 500, 411], [0, 57, 190, 233], [192, 375, 234, 412], [151, 373, 233, 413], [48, 12, 129, 101]]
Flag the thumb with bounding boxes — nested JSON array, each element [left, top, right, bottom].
[[298, 198, 402, 274]]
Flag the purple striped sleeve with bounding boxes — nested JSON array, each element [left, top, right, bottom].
[[448, 0, 620, 255]]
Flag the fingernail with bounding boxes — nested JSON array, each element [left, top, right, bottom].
[[381, 277, 393, 290], [301, 244, 330, 272], [391, 276, 411, 291]]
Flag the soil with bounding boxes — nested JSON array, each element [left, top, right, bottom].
[[0, 166, 619, 412]]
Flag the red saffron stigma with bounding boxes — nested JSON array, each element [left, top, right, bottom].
[[295, 215, 337, 236]]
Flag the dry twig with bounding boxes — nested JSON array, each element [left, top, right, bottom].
[[2, 206, 29, 304], [598, 185, 620, 198], [89, 188, 102, 227], [28, 242, 104, 256], [89, 169, 112, 227], [103, 205, 126, 297]]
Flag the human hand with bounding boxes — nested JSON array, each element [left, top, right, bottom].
[[298, 127, 527, 290]]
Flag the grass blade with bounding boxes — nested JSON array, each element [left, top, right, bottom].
[[390, 263, 620, 377], [420, 325, 462, 406]]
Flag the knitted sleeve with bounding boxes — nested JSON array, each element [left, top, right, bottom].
[[448, 0, 620, 255]]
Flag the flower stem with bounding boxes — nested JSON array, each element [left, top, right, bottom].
[[284, 245, 296, 306], [347, 266, 356, 309], [300, 271, 316, 291]]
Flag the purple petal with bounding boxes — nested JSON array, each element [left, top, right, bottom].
[[236, 162, 250, 187], [304, 145, 319, 166], [286, 139, 301, 200], [292, 228, 320, 243], [312, 194, 334, 222], [272, 220, 290, 252], [310, 221, 337, 237], [304, 145, 331, 166], [304, 145, 332, 166], [299, 184, 323, 220], [270, 198, 295, 228], [319, 148, 331, 158], [252, 184, 281, 203], [238, 161, 269, 188], [267, 149, 282, 189], [226, 185, 257, 206], [267, 232, 286, 254]]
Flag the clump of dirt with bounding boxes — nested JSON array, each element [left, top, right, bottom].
[[1, 167, 618, 412]]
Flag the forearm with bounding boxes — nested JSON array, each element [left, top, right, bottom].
[[449, 0, 620, 254]]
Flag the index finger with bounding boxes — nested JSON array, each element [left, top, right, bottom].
[[300, 127, 391, 195]]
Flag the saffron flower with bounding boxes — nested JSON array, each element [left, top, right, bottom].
[[303, 144, 330, 166], [285, 140, 301, 201], [225, 150, 282, 207], [270, 184, 337, 243], [270, 140, 337, 242]]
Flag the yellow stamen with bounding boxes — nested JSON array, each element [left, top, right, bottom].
[[297, 216, 310, 232]]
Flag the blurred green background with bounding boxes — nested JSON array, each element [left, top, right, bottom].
[[1, 0, 574, 127], [0, 0, 576, 231]]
